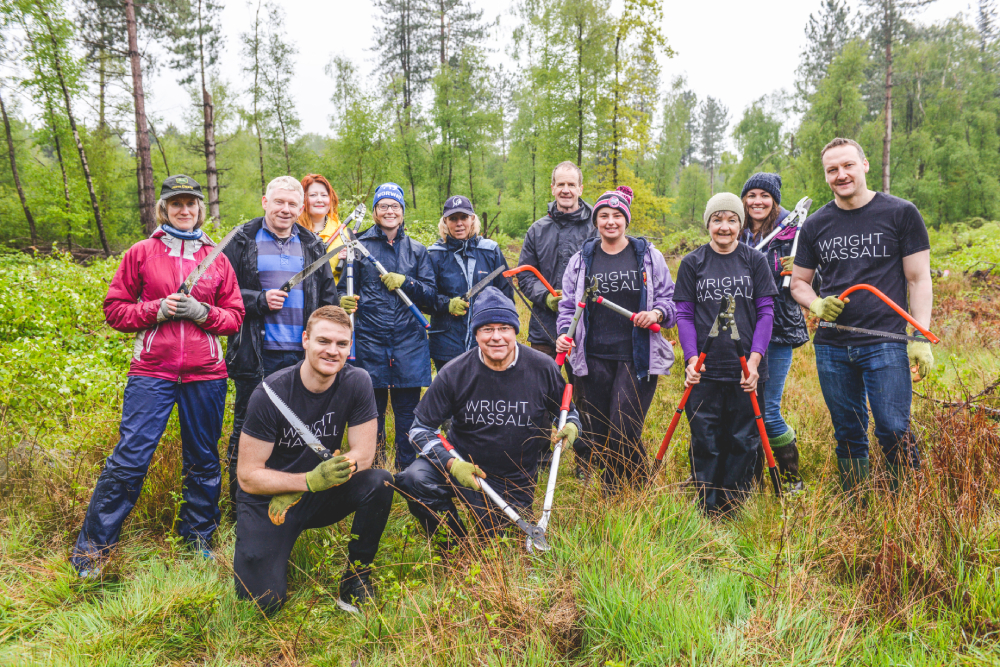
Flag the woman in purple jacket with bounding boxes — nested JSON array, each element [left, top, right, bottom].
[[555, 186, 676, 494]]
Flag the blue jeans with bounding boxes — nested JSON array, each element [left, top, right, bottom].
[[758, 343, 794, 442], [814, 343, 918, 466], [72, 376, 228, 569]]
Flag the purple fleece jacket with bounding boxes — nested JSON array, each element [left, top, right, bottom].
[[676, 297, 774, 362]]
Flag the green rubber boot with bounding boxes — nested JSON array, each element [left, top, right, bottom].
[[837, 458, 870, 496], [887, 462, 914, 494]]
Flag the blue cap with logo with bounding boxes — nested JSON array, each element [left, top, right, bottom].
[[442, 194, 475, 218]]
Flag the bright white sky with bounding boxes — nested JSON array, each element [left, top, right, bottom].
[[145, 0, 975, 141]]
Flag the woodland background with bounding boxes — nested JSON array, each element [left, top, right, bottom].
[[0, 0, 999, 254]]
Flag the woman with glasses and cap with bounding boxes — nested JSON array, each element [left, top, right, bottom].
[[337, 183, 437, 472], [426, 195, 513, 372], [70, 175, 245, 575]]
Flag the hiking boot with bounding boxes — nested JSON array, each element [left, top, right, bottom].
[[338, 566, 375, 613]]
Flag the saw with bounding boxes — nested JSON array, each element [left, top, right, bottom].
[[261, 383, 334, 461], [178, 226, 241, 294], [463, 265, 508, 301], [817, 321, 928, 343]]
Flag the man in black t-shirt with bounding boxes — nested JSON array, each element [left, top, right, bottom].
[[791, 137, 934, 494], [234, 306, 393, 614], [397, 287, 581, 546]]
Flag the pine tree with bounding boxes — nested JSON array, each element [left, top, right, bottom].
[[698, 96, 729, 193], [796, 0, 856, 104], [261, 4, 299, 176]]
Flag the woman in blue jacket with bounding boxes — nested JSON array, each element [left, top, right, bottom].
[[338, 183, 436, 471], [427, 195, 513, 371]]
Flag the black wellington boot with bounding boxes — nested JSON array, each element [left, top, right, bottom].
[[772, 439, 805, 494]]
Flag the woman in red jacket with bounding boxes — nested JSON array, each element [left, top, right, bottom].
[[71, 175, 245, 576]]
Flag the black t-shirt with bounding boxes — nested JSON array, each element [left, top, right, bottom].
[[414, 345, 570, 489], [795, 193, 930, 346], [241, 362, 378, 475], [588, 245, 642, 360], [674, 242, 777, 382]]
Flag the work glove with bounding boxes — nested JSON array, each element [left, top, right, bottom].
[[157, 298, 173, 322], [545, 291, 562, 312], [809, 296, 845, 322], [340, 295, 359, 313], [268, 492, 303, 525], [780, 256, 794, 273], [381, 272, 406, 291], [305, 454, 353, 492], [448, 297, 469, 316], [173, 295, 210, 324], [450, 459, 486, 490], [908, 335, 934, 381], [554, 422, 578, 448]]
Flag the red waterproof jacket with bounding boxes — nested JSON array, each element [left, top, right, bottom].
[[104, 228, 245, 383]]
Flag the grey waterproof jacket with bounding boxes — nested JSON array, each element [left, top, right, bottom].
[[516, 200, 596, 346]]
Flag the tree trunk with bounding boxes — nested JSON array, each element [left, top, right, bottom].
[[612, 36, 620, 185], [576, 21, 584, 167], [882, 3, 893, 194], [439, 0, 446, 64], [45, 96, 72, 247], [0, 88, 38, 246], [38, 6, 111, 255], [252, 3, 265, 196], [198, 0, 220, 222], [148, 117, 171, 174], [124, 0, 156, 234], [275, 105, 291, 175]]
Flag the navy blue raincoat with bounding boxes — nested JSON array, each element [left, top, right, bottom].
[[338, 223, 437, 388], [426, 235, 513, 363]]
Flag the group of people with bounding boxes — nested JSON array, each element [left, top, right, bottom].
[[68, 135, 935, 616]]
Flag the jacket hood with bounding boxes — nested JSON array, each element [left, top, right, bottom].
[[547, 199, 593, 225], [431, 234, 481, 252]]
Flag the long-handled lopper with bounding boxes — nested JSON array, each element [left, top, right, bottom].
[[527, 383, 574, 553], [438, 433, 550, 552], [594, 295, 662, 333], [753, 197, 812, 252], [340, 228, 430, 329]]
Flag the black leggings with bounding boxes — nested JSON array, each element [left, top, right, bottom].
[[578, 357, 658, 494], [233, 468, 393, 613], [685, 380, 763, 515]]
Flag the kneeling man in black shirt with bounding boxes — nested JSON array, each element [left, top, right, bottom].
[[398, 286, 581, 545], [235, 306, 393, 614]]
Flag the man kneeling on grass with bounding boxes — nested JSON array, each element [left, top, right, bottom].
[[235, 306, 393, 614], [397, 287, 581, 547]]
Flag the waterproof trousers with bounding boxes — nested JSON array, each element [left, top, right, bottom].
[[578, 357, 658, 495], [686, 379, 763, 516], [396, 457, 533, 543], [814, 342, 919, 467], [233, 468, 393, 614], [227, 350, 303, 507], [374, 387, 421, 472], [71, 376, 227, 570]]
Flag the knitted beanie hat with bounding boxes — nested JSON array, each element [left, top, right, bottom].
[[703, 192, 745, 227], [740, 172, 782, 205], [373, 182, 406, 213], [469, 286, 520, 335], [592, 185, 634, 226]]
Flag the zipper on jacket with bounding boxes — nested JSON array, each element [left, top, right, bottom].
[[178, 239, 186, 382]]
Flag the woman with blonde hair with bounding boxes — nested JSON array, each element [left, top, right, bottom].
[[426, 195, 512, 371]]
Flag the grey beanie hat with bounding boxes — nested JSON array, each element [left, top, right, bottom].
[[703, 193, 745, 228]]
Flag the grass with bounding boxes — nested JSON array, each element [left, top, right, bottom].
[[2, 248, 1000, 665]]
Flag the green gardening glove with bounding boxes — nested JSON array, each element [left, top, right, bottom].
[[381, 272, 406, 291], [809, 296, 845, 322], [554, 422, 578, 448], [340, 295, 359, 314], [304, 454, 353, 492], [450, 459, 486, 490], [780, 256, 794, 273], [268, 492, 304, 525], [448, 297, 469, 316], [545, 291, 562, 312], [908, 335, 934, 381]]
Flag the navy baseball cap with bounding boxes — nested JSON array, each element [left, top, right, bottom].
[[442, 195, 475, 218]]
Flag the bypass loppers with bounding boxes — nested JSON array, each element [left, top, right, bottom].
[[753, 196, 812, 252], [527, 383, 574, 554], [280, 204, 368, 293], [340, 228, 430, 329], [555, 276, 599, 367], [594, 295, 662, 333], [653, 297, 782, 498], [438, 434, 550, 552]]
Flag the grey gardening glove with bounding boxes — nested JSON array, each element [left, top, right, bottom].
[[157, 298, 173, 322], [173, 295, 210, 324]]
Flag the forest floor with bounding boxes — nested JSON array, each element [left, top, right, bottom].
[[2, 236, 1000, 666]]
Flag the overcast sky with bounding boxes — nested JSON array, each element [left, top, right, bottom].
[[143, 0, 977, 140]]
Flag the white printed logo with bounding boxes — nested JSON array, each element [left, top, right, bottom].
[[609, 196, 620, 207], [453, 197, 463, 206]]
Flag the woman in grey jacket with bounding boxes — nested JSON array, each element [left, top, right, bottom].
[[556, 186, 676, 494]]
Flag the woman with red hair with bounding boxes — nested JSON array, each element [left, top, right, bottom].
[[298, 174, 346, 278]]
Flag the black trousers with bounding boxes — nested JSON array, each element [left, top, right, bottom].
[[227, 350, 303, 508], [685, 380, 763, 516], [233, 468, 393, 613], [395, 457, 533, 542], [578, 357, 658, 494], [374, 387, 422, 472], [530, 342, 591, 463]]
